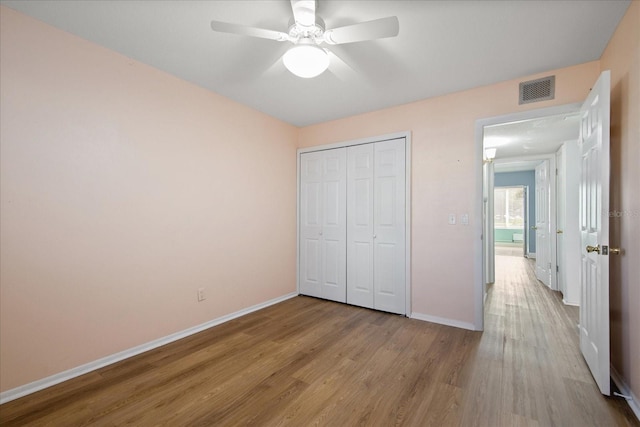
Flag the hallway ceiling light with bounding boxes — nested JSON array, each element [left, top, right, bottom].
[[485, 148, 497, 160]]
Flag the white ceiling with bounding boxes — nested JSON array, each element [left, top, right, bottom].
[[485, 112, 581, 166], [493, 160, 545, 174], [0, 0, 630, 127]]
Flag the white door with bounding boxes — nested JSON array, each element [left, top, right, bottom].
[[535, 161, 551, 287], [347, 143, 374, 308], [579, 70, 610, 395], [299, 149, 347, 303], [483, 160, 495, 286], [373, 139, 406, 314], [556, 146, 566, 296], [346, 139, 406, 314], [561, 140, 582, 306]]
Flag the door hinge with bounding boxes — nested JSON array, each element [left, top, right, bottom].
[[556, 265, 559, 272], [556, 168, 558, 176]]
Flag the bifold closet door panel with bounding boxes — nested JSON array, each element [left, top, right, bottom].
[[299, 149, 347, 303], [321, 149, 347, 303], [347, 144, 375, 309], [347, 139, 406, 314], [299, 151, 323, 298], [373, 139, 406, 314]]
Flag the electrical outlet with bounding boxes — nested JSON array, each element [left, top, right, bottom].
[[448, 214, 456, 225], [197, 288, 205, 302]]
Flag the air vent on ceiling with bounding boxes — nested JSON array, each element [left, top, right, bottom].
[[519, 75, 555, 105]]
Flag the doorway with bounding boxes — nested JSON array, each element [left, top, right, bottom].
[[475, 72, 613, 397], [494, 185, 526, 257], [473, 103, 581, 330], [483, 112, 583, 294]]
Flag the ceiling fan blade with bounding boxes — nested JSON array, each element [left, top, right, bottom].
[[325, 49, 357, 82], [324, 16, 399, 45], [290, 0, 316, 27], [210, 20, 288, 41]]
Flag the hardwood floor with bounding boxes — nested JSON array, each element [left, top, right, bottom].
[[495, 241, 525, 257], [1, 255, 638, 426]]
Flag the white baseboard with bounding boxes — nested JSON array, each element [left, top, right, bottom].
[[526, 252, 536, 259], [611, 365, 640, 422], [410, 312, 476, 331], [0, 292, 298, 405], [562, 299, 579, 307]]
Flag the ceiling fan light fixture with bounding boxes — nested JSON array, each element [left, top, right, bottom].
[[283, 42, 329, 78]]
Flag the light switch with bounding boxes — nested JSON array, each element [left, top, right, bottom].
[[448, 214, 456, 225], [461, 214, 469, 225]]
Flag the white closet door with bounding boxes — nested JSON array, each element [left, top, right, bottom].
[[346, 139, 406, 314], [321, 149, 347, 302], [300, 151, 323, 298], [299, 149, 347, 302], [347, 144, 375, 308], [373, 139, 406, 314]]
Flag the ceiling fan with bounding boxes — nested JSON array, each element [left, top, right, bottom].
[[210, 0, 399, 78]]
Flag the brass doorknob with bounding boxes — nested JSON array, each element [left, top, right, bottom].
[[610, 248, 622, 255], [531, 226, 538, 230], [586, 245, 601, 254], [557, 230, 563, 234]]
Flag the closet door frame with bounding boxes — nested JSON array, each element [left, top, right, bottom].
[[296, 131, 412, 316]]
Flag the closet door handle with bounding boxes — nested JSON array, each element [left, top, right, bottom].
[[373, 234, 377, 239]]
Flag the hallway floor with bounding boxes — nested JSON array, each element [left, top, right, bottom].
[[464, 251, 637, 425]]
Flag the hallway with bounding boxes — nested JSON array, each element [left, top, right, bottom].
[[461, 251, 637, 425]]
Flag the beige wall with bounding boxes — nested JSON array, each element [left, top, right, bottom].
[[299, 62, 600, 325], [0, 7, 298, 392], [601, 0, 640, 405]]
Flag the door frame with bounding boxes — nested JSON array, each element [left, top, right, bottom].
[[524, 185, 529, 257], [474, 103, 580, 330], [488, 155, 558, 288], [492, 183, 526, 251], [296, 131, 412, 315]]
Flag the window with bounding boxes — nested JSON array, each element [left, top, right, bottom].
[[494, 186, 524, 228]]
